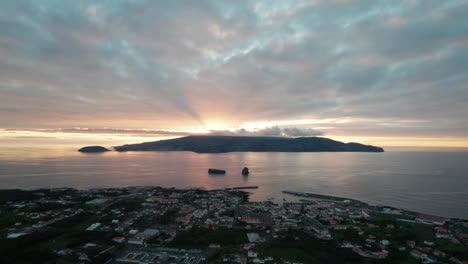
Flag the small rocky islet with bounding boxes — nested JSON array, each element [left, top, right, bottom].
[[78, 146, 110, 153]]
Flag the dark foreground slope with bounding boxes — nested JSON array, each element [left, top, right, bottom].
[[113, 136, 384, 153]]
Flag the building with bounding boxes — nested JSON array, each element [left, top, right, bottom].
[[415, 214, 447, 225], [86, 198, 110, 206], [116, 247, 205, 264], [113, 237, 125, 243], [241, 215, 261, 224], [86, 223, 101, 231], [410, 250, 426, 260], [247, 233, 261, 243]]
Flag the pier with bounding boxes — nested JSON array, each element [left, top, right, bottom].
[[282, 191, 364, 204], [226, 186, 259, 190]]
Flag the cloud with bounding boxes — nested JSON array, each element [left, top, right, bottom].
[[4, 128, 189, 136], [0, 0, 467, 142], [207, 126, 323, 137], [5, 126, 324, 138]]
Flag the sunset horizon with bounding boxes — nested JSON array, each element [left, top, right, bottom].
[[1, 1, 467, 149], [2, 127, 468, 149], [1, 1, 468, 263]]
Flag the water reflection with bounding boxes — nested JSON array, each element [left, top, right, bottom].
[[0, 147, 467, 219]]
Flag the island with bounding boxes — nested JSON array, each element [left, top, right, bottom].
[[78, 146, 110, 153], [113, 135, 384, 153]]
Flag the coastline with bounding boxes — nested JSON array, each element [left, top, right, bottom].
[[2, 185, 467, 264], [2, 186, 465, 221], [282, 190, 468, 222], [1, 149, 467, 220]]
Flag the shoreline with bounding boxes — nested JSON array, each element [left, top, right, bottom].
[[2, 185, 467, 263], [282, 190, 468, 221], [1, 186, 466, 221]]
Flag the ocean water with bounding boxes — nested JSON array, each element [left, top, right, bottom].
[[0, 147, 467, 219]]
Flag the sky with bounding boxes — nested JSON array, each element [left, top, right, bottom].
[[1, 0, 468, 148]]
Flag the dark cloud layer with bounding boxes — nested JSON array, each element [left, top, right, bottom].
[[1, 0, 467, 141]]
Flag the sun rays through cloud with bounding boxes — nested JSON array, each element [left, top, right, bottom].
[[1, 0, 468, 148]]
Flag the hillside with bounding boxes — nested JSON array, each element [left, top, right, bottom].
[[112, 136, 384, 153]]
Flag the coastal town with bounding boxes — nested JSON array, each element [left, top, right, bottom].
[[1, 186, 467, 264]]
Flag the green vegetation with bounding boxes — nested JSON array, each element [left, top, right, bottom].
[[361, 222, 434, 243], [25, 202, 69, 213], [0, 213, 117, 264], [207, 247, 241, 263], [362, 226, 393, 239], [381, 252, 419, 264], [108, 198, 143, 212], [149, 208, 178, 225], [133, 209, 179, 228], [1, 186, 466, 264], [0, 230, 60, 264], [223, 209, 235, 217], [375, 213, 414, 220], [114, 135, 384, 153], [334, 229, 365, 244], [366, 218, 397, 228], [0, 189, 78, 203], [0, 213, 17, 229], [396, 224, 435, 241], [0, 189, 36, 203], [435, 239, 468, 260], [256, 232, 363, 264], [169, 227, 247, 248]]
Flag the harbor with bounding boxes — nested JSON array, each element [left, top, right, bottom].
[[282, 190, 365, 204]]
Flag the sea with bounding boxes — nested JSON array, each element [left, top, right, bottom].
[[1, 146, 467, 219]]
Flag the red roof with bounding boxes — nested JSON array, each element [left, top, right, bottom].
[[241, 215, 260, 223], [420, 247, 430, 253], [449, 257, 461, 263], [180, 207, 195, 213], [62, 249, 73, 255], [175, 216, 190, 222], [135, 233, 151, 238], [161, 198, 178, 203], [352, 246, 363, 253], [410, 250, 423, 256], [416, 214, 447, 223]]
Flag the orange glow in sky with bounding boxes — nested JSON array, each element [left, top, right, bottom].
[[2, 128, 468, 149], [1, 1, 467, 151]]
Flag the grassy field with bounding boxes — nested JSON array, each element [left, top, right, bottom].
[[435, 239, 468, 260], [375, 213, 414, 220], [169, 227, 248, 248], [0, 212, 116, 264], [256, 232, 363, 264]]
